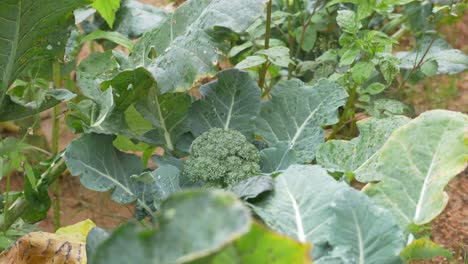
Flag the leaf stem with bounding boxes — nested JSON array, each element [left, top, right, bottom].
[[0, 158, 67, 232], [52, 61, 61, 231], [327, 83, 357, 140], [2, 163, 12, 234], [258, 0, 272, 91], [398, 36, 436, 90], [286, 0, 295, 79]]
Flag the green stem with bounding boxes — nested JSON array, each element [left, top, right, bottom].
[[258, 0, 272, 91], [2, 163, 12, 234], [0, 158, 67, 232], [328, 84, 357, 140], [398, 37, 436, 91], [52, 62, 61, 231], [286, 0, 295, 79]]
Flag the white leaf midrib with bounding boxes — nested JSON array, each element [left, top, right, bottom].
[[280, 177, 306, 242]]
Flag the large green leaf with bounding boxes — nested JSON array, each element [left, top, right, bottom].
[[256, 79, 348, 164], [316, 116, 410, 182], [127, 0, 265, 94], [363, 110, 467, 242], [189, 69, 261, 137], [0, 0, 89, 109], [397, 37, 468, 74], [132, 165, 182, 211], [105, 67, 192, 150], [64, 133, 147, 207], [112, 0, 168, 39], [318, 188, 405, 264], [259, 142, 298, 173], [134, 89, 191, 150], [190, 223, 312, 264], [90, 189, 252, 264], [229, 176, 274, 200], [250, 165, 348, 250]]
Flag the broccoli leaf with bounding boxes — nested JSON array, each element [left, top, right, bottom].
[[190, 223, 312, 263], [229, 176, 274, 200], [251, 165, 405, 262], [90, 190, 252, 264], [64, 133, 148, 207], [126, 0, 265, 94], [112, 0, 168, 39], [397, 37, 468, 74], [316, 116, 410, 182], [260, 142, 298, 173], [189, 69, 261, 137], [320, 188, 405, 263], [256, 79, 347, 164], [250, 165, 348, 255], [363, 110, 467, 243]]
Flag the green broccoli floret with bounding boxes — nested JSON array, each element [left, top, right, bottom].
[[182, 128, 261, 187]]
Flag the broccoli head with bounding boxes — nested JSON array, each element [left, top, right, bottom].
[[182, 128, 261, 187]]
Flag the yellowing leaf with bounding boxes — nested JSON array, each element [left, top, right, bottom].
[[56, 219, 96, 243]]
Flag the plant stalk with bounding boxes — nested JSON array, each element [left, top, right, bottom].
[[52, 62, 61, 231], [2, 163, 12, 234], [0, 158, 67, 232], [258, 0, 272, 91], [327, 84, 357, 140]]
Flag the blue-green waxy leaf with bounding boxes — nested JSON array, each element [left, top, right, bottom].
[[316, 116, 410, 182], [90, 189, 252, 264], [250, 165, 348, 255], [134, 87, 191, 150], [363, 110, 467, 243], [112, 0, 168, 39], [132, 165, 182, 211], [189, 69, 261, 137], [229, 175, 274, 200], [64, 133, 146, 206], [260, 142, 298, 173], [128, 0, 266, 94], [318, 189, 405, 264], [251, 165, 406, 263], [256, 79, 348, 164], [86, 227, 110, 262], [397, 37, 468, 74]]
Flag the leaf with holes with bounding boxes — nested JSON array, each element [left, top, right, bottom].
[[126, 0, 265, 94], [316, 116, 410, 182]]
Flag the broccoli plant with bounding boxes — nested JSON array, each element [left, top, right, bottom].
[[182, 128, 261, 188]]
